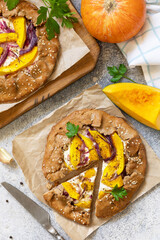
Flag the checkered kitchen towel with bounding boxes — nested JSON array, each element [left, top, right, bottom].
[[118, 0, 160, 88]]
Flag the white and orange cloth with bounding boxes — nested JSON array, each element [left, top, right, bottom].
[[118, 0, 160, 88]]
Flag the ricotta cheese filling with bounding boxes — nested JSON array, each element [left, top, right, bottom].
[[3, 44, 20, 67], [99, 162, 112, 192]]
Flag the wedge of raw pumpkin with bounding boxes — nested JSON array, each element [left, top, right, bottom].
[[103, 83, 160, 130]]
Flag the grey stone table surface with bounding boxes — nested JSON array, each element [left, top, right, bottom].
[[0, 1, 160, 240]]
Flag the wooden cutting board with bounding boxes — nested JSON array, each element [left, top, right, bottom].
[[0, 2, 100, 128]]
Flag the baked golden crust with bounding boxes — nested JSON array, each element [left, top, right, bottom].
[[0, 0, 59, 103], [43, 109, 147, 220]]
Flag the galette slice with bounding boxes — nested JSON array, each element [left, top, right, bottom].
[[96, 132, 146, 218], [43, 167, 98, 225]]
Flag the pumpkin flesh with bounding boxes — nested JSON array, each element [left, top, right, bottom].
[[12, 17, 27, 48], [103, 83, 160, 130]]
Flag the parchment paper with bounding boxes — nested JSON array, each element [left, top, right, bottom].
[[12, 85, 160, 240], [0, 0, 90, 113]]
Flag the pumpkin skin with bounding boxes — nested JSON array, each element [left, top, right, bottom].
[[81, 0, 146, 43], [103, 83, 160, 130]]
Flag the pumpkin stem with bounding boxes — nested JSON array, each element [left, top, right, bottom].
[[104, 0, 117, 13]]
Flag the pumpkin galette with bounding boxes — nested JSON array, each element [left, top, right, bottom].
[[0, 0, 59, 103], [43, 109, 147, 225]]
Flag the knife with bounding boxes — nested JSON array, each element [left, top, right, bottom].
[[2, 182, 64, 240]]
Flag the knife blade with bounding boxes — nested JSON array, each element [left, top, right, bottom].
[[2, 182, 64, 240]]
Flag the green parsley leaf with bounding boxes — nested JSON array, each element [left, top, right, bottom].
[[107, 64, 136, 83], [37, 6, 48, 25], [110, 74, 123, 83], [4, 0, 19, 11], [119, 64, 127, 75], [107, 66, 119, 76], [45, 17, 60, 40], [111, 184, 127, 201], [66, 122, 79, 138], [62, 18, 73, 28]]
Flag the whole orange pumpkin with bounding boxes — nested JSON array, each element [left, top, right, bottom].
[[81, 0, 146, 43]]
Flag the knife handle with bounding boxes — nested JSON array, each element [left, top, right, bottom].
[[47, 225, 64, 240]]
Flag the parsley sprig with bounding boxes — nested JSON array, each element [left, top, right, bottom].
[[4, 0, 19, 10], [4, 0, 78, 40], [66, 122, 79, 138], [37, 0, 78, 40], [107, 64, 136, 83], [110, 184, 127, 201]]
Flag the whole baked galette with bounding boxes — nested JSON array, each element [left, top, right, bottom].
[[0, 0, 59, 103], [43, 109, 147, 225]]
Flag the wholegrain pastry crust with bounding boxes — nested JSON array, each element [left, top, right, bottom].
[[0, 0, 59, 103], [43, 109, 147, 219]]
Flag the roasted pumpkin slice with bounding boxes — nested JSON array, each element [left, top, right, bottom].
[[111, 132, 125, 175], [102, 133, 124, 179], [84, 168, 96, 178], [0, 46, 38, 75], [0, 47, 3, 56], [98, 190, 106, 199], [0, 33, 17, 43], [79, 134, 99, 162], [81, 180, 94, 191], [102, 162, 118, 180], [62, 182, 80, 200], [89, 129, 111, 159], [101, 175, 123, 188], [70, 135, 83, 169], [75, 200, 91, 208], [12, 17, 26, 48]]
